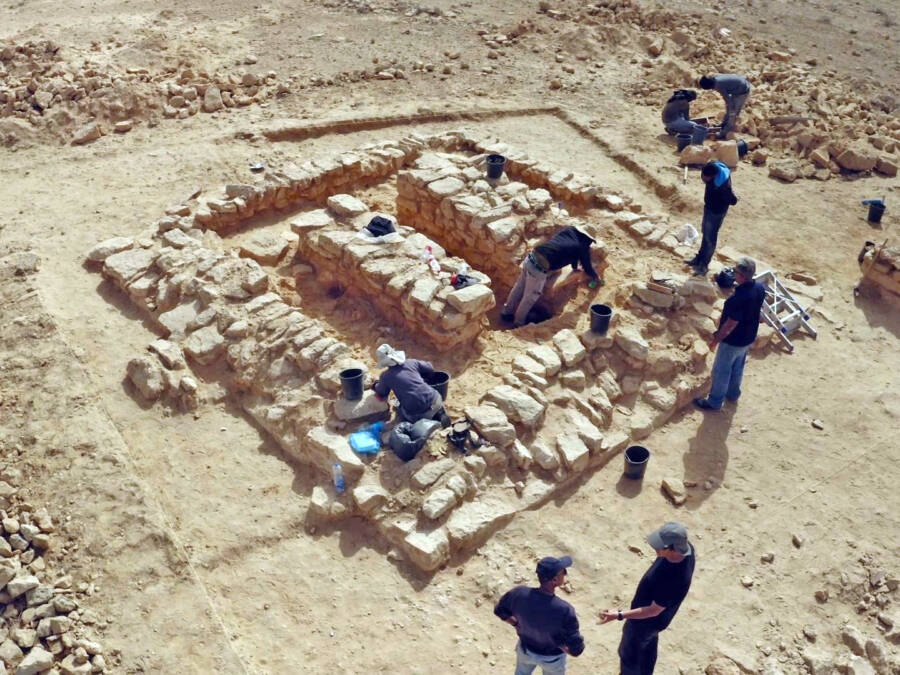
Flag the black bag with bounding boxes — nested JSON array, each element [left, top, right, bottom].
[[717, 267, 736, 289], [389, 422, 425, 462], [365, 215, 395, 237]]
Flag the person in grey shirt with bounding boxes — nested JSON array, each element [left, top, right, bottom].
[[699, 74, 751, 138]]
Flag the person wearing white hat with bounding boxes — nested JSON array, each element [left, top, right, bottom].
[[500, 225, 602, 328], [599, 522, 696, 674], [372, 344, 449, 426]]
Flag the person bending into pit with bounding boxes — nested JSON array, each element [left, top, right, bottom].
[[501, 225, 600, 328], [372, 344, 450, 427], [662, 89, 707, 142], [698, 74, 751, 139]]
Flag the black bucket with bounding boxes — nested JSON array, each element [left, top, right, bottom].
[[623, 445, 650, 480], [736, 139, 749, 158], [486, 154, 507, 180], [868, 203, 886, 224], [590, 303, 613, 334], [676, 133, 692, 151], [424, 371, 450, 400], [339, 368, 364, 401]]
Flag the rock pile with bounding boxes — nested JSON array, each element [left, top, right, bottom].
[[0, 39, 286, 147], [0, 494, 108, 674]]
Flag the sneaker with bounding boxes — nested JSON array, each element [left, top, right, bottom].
[[694, 397, 721, 411], [684, 257, 698, 267], [499, 312, 514, 323]]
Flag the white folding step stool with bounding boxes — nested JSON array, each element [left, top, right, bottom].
[[754, 270, 817, 352]]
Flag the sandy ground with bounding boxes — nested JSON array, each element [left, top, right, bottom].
[[1, 0, 899, 673]]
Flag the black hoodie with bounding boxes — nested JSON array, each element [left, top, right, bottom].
[[534, 226, 598, 279]]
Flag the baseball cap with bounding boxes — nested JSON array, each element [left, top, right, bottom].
[[536, 556, 573, 582], [647, 522, 692, 556]]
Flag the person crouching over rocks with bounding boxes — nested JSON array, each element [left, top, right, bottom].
[[372, 344, 450, 427], [500, 225, 601, 328], [662, 89, 707, 143]]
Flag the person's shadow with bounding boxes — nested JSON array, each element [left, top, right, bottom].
[[682, 406, 735, 509]]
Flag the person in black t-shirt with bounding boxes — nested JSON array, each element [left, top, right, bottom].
[[600, 522, 695, 675], [695, 257, 766, 411], [494, 556, 585, 674], [500, 225, 602, 328]]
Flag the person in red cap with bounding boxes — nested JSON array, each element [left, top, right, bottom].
[[600, 523, 696, 674], [494, 556, 585, 674]]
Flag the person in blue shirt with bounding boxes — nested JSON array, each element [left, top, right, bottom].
[[695, 257, 766, 411], [372, 344, 449, 426], [494, 556, 585, 674], [685, 161, 739, 276]]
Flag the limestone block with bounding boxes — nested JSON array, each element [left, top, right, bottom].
[[643, 386, 677, 412], [407, 277, 442, 309], [334, 391, 389, 422], [835, 146, 877, 172], [615, 327, 649, 360], [428, 176, 465, 198], [633, 283, 675, 309], [567, 410, 603, 452], [600, 431, 629, 453], [446, 496, 517, 549], [768, 159, 800, 183], [103, 248, 158, 286], [714, 140, 739, 168], [239, 233, 289, 265], [352, 485, 389, 515], [126, 356, 168, 401], [309, 485, 347, 520], [679, 145, 713, 165], [552, 329, 587, 366], [680, 277, 718, 301], [481, 385, 546, 428], [15, 646, 53, 675], [446, 284, 495, 314], [629, 409, 654, 440], [301, 426, 365, 482], [327, 194, 368, 217], [411, 458, 457, 490], [148, 339, 185, 370], [526, 344, 562, 376], [510, 440, 533, 470], [557, 433, 590, 473], [6, 573, 39, 599], [466, 404, 516, 447], [559, 369, 586, 390], [598, 371, 622, 400], [184, 325, 225, 365], [526, 188, 552, 209], [86, 236, 133, 263], [628, 220, 655, 237], [531, 439, 560, 471], [580, 329, 614, 351], [292, 209, 334, 232], [422, 488, 459, 520], [876, 156, 898, 177], [486, 216, 523, 244], [512, 354, 548, 378], [403, 528, 450, 571]]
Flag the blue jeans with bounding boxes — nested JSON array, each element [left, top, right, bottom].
[[694, 207, 727, 269], [515, 641, 566, 675], [706, 342, 751, 409], [618, 621, 659, 674]]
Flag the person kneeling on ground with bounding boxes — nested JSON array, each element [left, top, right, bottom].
[[494, 556, 585, 674], [695, 257, 766, 411], [662, 89, 707, 141], [372, 344, 450, 426], [501, 225, 601, 328]]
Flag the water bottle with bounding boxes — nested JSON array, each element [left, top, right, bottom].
[[331, 462, 345, 493]]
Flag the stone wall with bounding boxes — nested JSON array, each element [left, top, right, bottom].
[[293, 193, 495, 351], [860, 245, 900, 309]]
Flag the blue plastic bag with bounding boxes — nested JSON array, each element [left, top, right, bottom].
[[349, 422, 384, 455]]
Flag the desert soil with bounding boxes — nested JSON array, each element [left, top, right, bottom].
[[1, 0, 899, 673]]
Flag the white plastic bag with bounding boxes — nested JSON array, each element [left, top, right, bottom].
[[676, 223, 699, 245]]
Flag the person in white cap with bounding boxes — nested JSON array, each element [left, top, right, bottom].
[[372, 344, 449, 426], [500, 225, 602, 328], [599, 522, 696, 674]]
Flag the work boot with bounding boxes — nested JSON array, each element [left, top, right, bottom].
[[499, 312, 514, 323], [692, 265, 708, 276], [684, 257, 698, 267], [693, 397, 721, 411]]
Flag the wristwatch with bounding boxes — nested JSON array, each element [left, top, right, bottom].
[[617, 610, 623, 621]]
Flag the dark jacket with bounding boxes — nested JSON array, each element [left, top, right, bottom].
[[534, 226, 598, 279], [662, 90, 693, 126], [704, 162, 739, 214]]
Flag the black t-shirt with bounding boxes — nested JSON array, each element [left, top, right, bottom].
[[720, 281, 766, 347], [534, 226, 598, 279], [628, 544, 696, 632], [494, 586, 585, 656]]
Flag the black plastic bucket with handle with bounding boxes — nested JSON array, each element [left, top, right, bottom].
[[590, 303, 613, 334], [486, 154, 507, 179], [339, 368, 364, 401], [623, 445, 650, 479]]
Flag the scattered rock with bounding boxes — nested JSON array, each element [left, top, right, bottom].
[[661, 477, 686, 506], [71, 122, 101, 145]]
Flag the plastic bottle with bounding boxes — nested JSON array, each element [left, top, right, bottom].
[[331, 462, 345, 493]]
